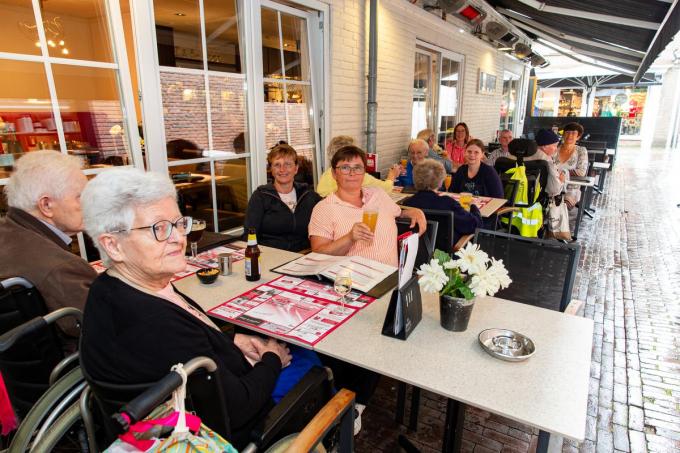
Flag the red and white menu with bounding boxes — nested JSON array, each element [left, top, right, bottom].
[[208, 275, 376, 346]]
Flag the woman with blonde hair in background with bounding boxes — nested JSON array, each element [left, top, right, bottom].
[[316, 136, 400, 197]]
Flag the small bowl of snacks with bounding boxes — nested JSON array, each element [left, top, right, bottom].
[[196, 267, 219, 284]]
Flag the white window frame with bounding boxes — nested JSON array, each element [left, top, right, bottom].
[[500, 70, 521, 133], [413, 40, 465, 140]]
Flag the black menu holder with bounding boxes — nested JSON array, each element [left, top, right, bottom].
[[381, 275, 422, 341]]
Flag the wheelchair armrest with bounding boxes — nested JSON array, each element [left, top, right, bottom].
[[285, 389, 356, 452], [251, 366, 332, 448], [453, 234, 474, 252]]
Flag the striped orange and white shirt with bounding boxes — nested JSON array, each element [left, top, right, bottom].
[[308, 187, 401, 266]]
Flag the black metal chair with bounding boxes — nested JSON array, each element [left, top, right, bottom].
[[419, 208, 455, 253], [474, 229, 581, 312], [396, 218, 438, 271]]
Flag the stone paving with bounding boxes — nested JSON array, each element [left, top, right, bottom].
[[355, 144, 680, 453]]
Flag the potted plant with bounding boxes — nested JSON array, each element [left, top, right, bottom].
[[416, 243, 511, 331]]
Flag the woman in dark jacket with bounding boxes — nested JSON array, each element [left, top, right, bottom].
[[402, 159, 482, 246], [451, 139, 504, 199], [245, 144, 321, 252]]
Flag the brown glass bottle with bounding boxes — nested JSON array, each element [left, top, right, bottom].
[[244, 228, 261, 281]]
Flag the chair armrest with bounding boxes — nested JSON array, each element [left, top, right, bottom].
[[251, 366, 332, 448], [284, 389, 356, 453], [564, 299, 584, 315], [453, 234, 474, 252]]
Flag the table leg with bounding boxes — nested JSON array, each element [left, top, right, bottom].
[[409, 387, 421, 431], [442, 399, 465, 453], [396, 382, 407, 424], [536, 430, 550, 453], [573, 187, 586, 239]]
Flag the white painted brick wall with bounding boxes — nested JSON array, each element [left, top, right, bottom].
[[325, 0, 529, 174]]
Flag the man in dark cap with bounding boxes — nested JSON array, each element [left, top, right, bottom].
[[525, 129, 565, 196]]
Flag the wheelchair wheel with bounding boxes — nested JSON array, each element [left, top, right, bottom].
[[29, 401, 89, 453], [9, 367, 85, 452]]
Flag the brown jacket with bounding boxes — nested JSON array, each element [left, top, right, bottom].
[[0, 208, 97, 336]]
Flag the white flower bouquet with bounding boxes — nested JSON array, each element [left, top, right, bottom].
[[416, 242, 511, 300]]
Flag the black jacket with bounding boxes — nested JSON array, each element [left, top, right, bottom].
[[80, 273, 282, 445], [244, 182, 321, 252]]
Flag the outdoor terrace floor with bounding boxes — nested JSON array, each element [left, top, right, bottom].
[[355, 143, 680, 453]]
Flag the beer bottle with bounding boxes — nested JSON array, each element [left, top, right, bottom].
[[244, 228, 261, 281]]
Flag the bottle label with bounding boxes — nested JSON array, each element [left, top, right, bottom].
[[247, 233, 257, 246], [245, 258, 252, 276]]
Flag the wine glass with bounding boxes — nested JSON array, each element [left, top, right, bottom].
[[444, 174, 453, 191], [187, 219, 206, 262], [333, 269, 353, 310]]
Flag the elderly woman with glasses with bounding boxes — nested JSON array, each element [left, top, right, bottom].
[[309, 145, 426, 266], [244, 144, 321, 252], [79, 168, 323, 447]]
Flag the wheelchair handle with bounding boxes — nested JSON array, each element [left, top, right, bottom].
[[113, 356, 217, 431], [0, 307, 83, 352], [1, 277, 34, 290]]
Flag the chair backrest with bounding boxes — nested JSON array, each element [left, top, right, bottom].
[[494, 158, 549, 206], [0, 278, 65, 419], [474, 229, 581, 312], [396, 219, 438, 271], [419, 209, 455, 253]]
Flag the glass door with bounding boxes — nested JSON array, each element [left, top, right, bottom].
[[412, 48, 437, 137], [438, 55, 462, 148], [258, 1, 320, 185], [499, 71, 520, 133]]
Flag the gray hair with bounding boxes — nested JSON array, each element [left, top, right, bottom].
[[408, 138, 429, 153], [327, 135, 354, 159], [81, 167, 177, 265], [413, 159, 446, 191], [5, 151, 83, 211]]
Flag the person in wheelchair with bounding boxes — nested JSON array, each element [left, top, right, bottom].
[[0, 151, 97, 339], [79, 168, 322, 446]]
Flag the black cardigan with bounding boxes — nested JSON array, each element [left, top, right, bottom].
[[80, 273, 282, 441], [244, 182, 321, 252]]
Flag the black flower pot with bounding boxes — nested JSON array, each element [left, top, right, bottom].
[[439, 295, 475, 332]]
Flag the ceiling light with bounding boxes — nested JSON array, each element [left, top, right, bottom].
[[175, 12, 186, 16], [459, 29, 465, 33], [498, 47, 512, 51]]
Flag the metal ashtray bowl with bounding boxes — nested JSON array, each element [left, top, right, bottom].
[[478, 328, 536, 362]]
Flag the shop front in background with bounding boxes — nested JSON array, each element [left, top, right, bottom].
[[592, 87, 647, 139]]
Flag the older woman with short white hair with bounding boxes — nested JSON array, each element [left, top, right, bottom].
[[79, 167, 318, 447]]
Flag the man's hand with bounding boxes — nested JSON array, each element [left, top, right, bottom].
[[401, 207, 427, 236], [564, 195, 577, 210], [386, 164, 400, 181]]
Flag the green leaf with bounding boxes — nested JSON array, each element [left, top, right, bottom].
[[433, 249, 451, 267]]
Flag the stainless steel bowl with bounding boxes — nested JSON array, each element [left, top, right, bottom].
[[478, 328, 536, 362]]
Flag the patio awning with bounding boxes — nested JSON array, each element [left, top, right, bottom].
[[537, 73, 662, 89], [484, 0, 680, 83]]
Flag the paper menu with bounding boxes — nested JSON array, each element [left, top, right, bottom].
[[274, 253, 397, 294], [208, 275, 376, 346]]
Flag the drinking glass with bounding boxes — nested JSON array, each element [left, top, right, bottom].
[[362, 209, 379, 233], [187, 219, 206, 261], [444, 174, 453, 191], [333, 270, 352, 310], [459, 192, 473, 211]]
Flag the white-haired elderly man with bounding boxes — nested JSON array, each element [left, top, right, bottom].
[[0, 151, 97, 337]]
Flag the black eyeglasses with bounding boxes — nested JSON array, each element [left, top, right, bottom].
[[111, 216, 193, 242], [334, 165, 365, 175]]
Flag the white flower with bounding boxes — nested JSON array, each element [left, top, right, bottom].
[[487, 258, 511, 290], [454, 243, 489, 275], [417, 259, 448, 293], [443, 259, 458, 270], [468, 266, 500, 297]]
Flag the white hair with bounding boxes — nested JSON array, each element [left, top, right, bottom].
[[5, 151, 84, 211], [81, 167, 177, 265]]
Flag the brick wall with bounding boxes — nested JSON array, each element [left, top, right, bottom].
[[327, 0, 528, 174]]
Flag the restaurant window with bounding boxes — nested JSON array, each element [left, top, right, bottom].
[[499, 71, 520, 133], [153, 0, 251, 232], [411, 44, 464, 146], [260, 5, 317, 181], [0, 0, 140, 175]]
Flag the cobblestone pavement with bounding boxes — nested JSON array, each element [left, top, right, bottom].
[[355, 144, 680, 453]]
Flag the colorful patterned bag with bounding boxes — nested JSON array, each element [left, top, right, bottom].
[[104, 363, 238, 453]]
